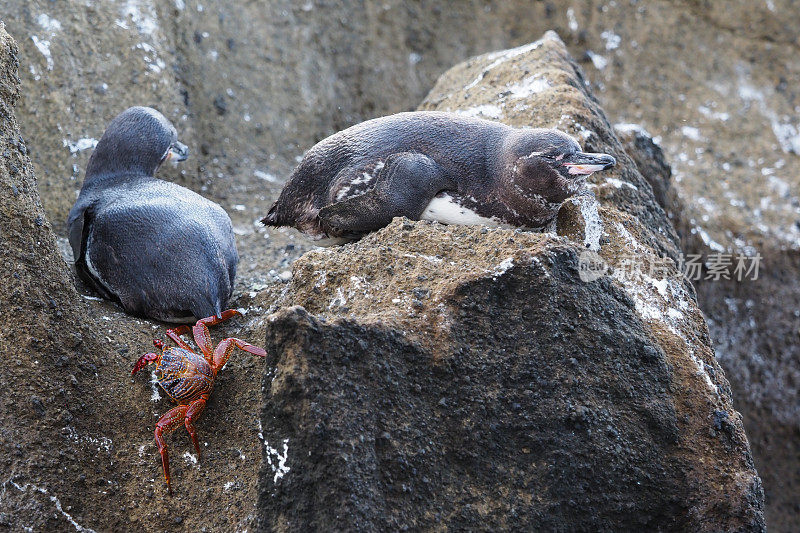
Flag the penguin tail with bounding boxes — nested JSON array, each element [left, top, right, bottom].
[[261, 203, 282, 227]]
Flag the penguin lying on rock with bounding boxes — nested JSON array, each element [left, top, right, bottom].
[[67, 107, 238, 322], [262, 111, 616, 243]]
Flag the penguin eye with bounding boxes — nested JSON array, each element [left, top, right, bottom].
[[527, 151, 564, 163], [540, 152, 562, 162]]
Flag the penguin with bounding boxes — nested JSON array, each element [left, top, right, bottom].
[[262, 111, 615, 242], [67, 106, 238, 322]]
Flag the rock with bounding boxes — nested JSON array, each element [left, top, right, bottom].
[[0, 25, 265, 532], [613, 123, 671, 211], [256, 33, 765, 531], [428, 6, 800, 521], [534, 3, 800, 528], [692, 251, 800, 531], [0, 22, 104, 531]]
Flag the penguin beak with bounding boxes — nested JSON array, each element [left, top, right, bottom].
[[563, 152, 616, 176], [166, 141, 189, 162]]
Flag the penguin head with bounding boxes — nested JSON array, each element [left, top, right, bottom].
[[85, 106, 189, 178], [512, 129, 616, 203]]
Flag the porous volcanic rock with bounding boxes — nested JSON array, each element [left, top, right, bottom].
[[614, 123, 672, 212], [255, 33, 765, 531]]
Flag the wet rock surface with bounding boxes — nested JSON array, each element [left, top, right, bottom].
[[256, 34, 764, 531]]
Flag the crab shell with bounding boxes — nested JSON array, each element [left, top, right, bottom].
[[155, 347, 215, 403]]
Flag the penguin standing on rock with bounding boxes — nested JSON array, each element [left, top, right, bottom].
[[262, 111, 616, 243], [67, 106, 238, 322]]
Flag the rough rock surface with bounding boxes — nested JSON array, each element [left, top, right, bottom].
[[0, 25, 266, 532], [616, 118, 800, 532], [614, 124, 672, 211], [255, 33, 764, 531], [558, 5, 800, 527]]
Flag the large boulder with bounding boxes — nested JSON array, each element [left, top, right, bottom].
[[255, 33, 765, 531], [564, 3, 800, 525]]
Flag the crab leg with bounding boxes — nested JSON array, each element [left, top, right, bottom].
[[212, 338, 267, 374], [184, 395, 208, 459], [154, 404, 189, 494], [165, 325, 194, 351], [192, 310, 242, 363], [192, 322, 214, 362], [198, 309, 241, 326]]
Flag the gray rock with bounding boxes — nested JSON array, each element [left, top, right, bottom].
[[256, 33, 765, 531], [0, 24, 266, 531]]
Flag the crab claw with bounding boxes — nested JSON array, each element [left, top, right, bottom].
[[132, 352, 160, 376]]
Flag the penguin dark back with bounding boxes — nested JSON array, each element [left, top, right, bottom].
[[67, 107, 238, 323]]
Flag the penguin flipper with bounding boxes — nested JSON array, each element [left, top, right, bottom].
[[67, 204, 118, 301], [67, 205, 86, 262], [318, 152, 452, 236]]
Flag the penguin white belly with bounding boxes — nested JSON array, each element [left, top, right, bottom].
[[420, 193, 509, 228]]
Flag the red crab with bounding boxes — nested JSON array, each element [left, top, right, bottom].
[[132, 309, 266, 493]]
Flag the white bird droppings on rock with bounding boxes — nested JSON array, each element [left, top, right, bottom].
[[507, 75, 551, 99], [574, 194, 603, 251], [681, 126, 704, 142], [601, 30, 622, 51], [36, 14, 63, 34], [63, 138, 98, 154], [566, 8, 579, 31], [254, 170, 280, 183], [263, 438, 290, 483], [453, 104, 503, 119], [586, 51, 608, 70], [31, 36, 54, 71]]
